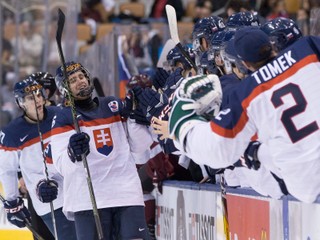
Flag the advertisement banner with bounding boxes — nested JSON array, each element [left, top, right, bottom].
[[156, 185, 217, 240], [227, 194, 270, 240]]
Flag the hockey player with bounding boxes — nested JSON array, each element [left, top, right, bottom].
[[226, 11, 260, 31], [18, 71, 58, 240], [169, 26, 320, 203], [51, 62, 153, 240], [0, 76, 76, 239], [192, 16, 225, 55], [260, 17, 303, 53]]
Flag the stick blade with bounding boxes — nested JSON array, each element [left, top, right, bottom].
[[157, 39, 176, 68], [56, 8, 65, 42], [165, 5, 180, 45]]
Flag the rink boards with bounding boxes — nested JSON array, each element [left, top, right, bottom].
[[0, 180, 319, 239], [155, 180, 320, 240]]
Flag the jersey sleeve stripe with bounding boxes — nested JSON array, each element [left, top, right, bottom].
[[0, 130, 52, 151]]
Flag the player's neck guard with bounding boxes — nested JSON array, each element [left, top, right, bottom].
[[74, 97, 97, 111]]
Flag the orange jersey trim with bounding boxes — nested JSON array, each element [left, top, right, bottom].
[[51, 115, 122, 135]]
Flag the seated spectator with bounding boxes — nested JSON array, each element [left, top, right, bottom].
[[194, 0, 214, 23], [10, 20, 44, 76], [149, 0, 184, 21], [80, 0, 115, 22], [266, 0, 289, 20], [1, 37, 13, 82]]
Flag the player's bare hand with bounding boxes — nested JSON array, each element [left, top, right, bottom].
[[151, 117, 170, 140]]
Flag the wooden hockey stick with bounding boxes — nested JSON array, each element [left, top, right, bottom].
[[165, 5, 197, 71], [56, 9, 104, 240], [0, 194, 45, 240]]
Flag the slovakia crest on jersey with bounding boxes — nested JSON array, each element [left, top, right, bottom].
[[93, 128, 113, 156], [108, 101, 119, 112], [44, 143, 53, 164]]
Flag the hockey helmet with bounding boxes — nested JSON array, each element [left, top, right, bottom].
[[197, 51, 219, 75], [30, 72, 56, 99], [14, 77, 45, 108], [164, 45, 195, 71], [55, 61, 92, 97], [224, 38, 249, 75], [208, 29, 235, 63], [226, 11, 260, 30], [192, 16, 225, 53], [260, 17, 302, 52]]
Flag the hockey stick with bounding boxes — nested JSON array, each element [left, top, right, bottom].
[[56, 9, 104, 240], [165, 5, 197, 71], [220, 173, 230, 240], [0, 194, 45, 240], [33, 95, 58, 240], [156, 38, 176, 68]]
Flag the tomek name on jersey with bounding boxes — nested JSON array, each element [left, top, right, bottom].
[[251, 50, 296, 84]]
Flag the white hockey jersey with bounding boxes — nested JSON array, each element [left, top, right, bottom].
[[50, 96, 153, 219], [0, 107, 64, 216], [181, 36, 320, 203]]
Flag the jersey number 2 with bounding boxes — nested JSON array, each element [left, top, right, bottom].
[[271, 83, 319, 143]]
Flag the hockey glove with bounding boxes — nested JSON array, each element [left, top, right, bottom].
[[131, 85, 143, 100], [130, 107, 150, 125], [163, 67, 184, 96], [122, 91, 134, 118], [152, 68, 170, 90], [68, 132, 90, 162], [4, 197, 31, 228], [168, 89, 206, 145], [178, 74, 223, 119], [36, 179, 58, 203], [243, 141, 261, 170], [138, 88, 169, 121]]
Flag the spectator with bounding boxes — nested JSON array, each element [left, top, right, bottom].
[[266, 0, 289, 20], [1, 38, 13, 82], [10, 20, 44, 77], [0, 73, 21, 119], [80, 0, 115, 23], [194, 0, 214, 23], [149, 0, 184, 21]]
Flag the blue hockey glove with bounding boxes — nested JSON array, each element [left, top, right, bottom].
[[163, 67, 184, 96], [129, 107, 150, 125], [4, 197, 31, 228], [243, 141, 261, 170], [131, 86, 143, 100], [68, 132, 90, 162], [137, 88, 169, 121], [36, 179, 58, 203], [152, 68, 169, 90], [122, 91, 134, 118]]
